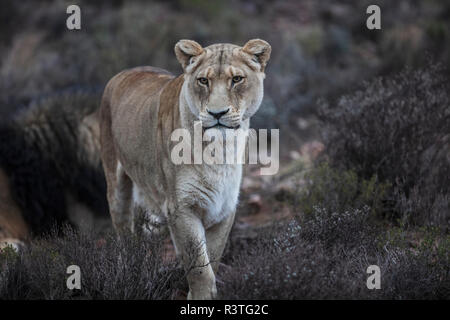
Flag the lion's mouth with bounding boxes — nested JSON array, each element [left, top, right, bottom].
[[203, 122, 241, 130]]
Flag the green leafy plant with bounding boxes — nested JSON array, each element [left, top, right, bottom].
[[298, 162, 390, 217]]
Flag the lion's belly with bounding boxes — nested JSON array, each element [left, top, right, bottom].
[[127, 161, 242, 231], [131, 181, 169, 235]]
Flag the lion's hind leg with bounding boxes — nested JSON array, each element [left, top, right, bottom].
[[106, 161, 134, 233]]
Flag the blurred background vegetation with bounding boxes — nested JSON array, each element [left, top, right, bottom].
[[1, 0, 449, 133]]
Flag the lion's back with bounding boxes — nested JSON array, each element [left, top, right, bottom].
[[103, 66, 174, 111]]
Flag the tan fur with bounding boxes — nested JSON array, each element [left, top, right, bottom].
[[0, 168, 28, 249], [99, 39, 271, 299]]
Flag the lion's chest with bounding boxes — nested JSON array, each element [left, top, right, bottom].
[[177, 165, 242, 229]]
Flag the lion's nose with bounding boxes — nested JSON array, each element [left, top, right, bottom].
[[207, 107, 230, 119]]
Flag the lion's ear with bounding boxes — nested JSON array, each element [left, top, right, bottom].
[[174, 40, 204, 71], [242, 39, 271, 72]]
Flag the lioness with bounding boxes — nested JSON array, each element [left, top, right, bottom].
[[99, 39, 271, 299]]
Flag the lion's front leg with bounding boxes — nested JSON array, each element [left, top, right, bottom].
[[205, 210, 236, 274], [168, 208, 217, 300]]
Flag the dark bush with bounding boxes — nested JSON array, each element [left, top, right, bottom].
[[320, 64, 450, 227], [220, 212, 449, 299], [0, 227, 186, 299], [300, 206, 377, 249]]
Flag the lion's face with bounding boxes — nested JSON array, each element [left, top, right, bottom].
[[175, 39, 271, 130]]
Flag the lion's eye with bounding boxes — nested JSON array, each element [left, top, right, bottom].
[[197, 77, 209, 86], [232, 76, 244, 84]]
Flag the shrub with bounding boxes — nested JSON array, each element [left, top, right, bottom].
[[220, 214, 449, 299], [300, 206, 377, 249], [320, 64, 450, 227], [298, 162, 389, 218], [0, 227, 186, 299]]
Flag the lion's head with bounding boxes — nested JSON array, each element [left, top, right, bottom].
[[175, 39, 271, 130]]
